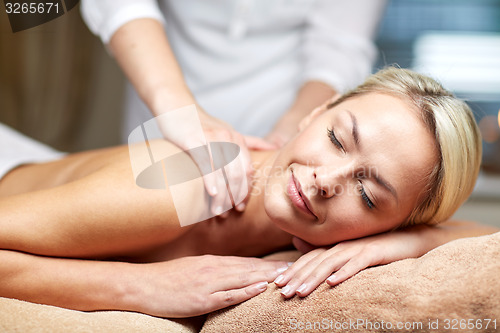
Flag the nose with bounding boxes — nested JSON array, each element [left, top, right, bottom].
[[313, 162, 355, 198]]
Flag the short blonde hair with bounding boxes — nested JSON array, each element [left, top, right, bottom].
[[328, 67, 482, 227]]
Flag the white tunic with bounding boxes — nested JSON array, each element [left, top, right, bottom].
[[81, 0, 386, 140], [0, 123, 65, 180]]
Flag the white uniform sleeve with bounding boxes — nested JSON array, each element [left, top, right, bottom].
[[80, 0, 166, 44], [302, 0, 387, 93], [0, 124, 65, 180]]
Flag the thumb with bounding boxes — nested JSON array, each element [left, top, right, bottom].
[[243, 135, 277, 151]]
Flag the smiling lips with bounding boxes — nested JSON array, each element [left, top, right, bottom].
[[287, 173, 317, 218]]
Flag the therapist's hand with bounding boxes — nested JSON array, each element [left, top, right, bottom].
[[159, 106, 276, 218], [198, 110, 276, 217], [265, 82, 337, 148], [131, 255, 289, 318], [274, 226, 437, 298], [265, 113, 302, 148]]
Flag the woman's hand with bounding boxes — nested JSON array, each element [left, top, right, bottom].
[[131, 255, 289, 318], [274, 225, 437, 298]]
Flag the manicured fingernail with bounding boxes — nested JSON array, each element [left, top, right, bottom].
[[274, 274, 284, 284], [276, 266, 288, 274], [214, 206, 223, 215], [211, 186, 218, 195], [281, 285, 291, 296], [327, 275, 337, 283], [255, 282, 268, 291], [236, 203, 246, 211], [296, 283, 307, 294]]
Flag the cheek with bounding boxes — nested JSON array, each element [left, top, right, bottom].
[[283, 127, 319, 161]]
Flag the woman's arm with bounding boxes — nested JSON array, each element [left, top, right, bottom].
[[109, 18, 273, 216], [0, 142, 197, 258], [275, 220, 499, 298], [109, 18, 194, 114], [0, 249, 288, 318]]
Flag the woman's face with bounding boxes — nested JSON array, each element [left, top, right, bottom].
[[264, 92, 438, 245]]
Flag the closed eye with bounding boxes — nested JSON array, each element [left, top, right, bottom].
[[358, 181, 375, 209], [327, 128, 344, 151]]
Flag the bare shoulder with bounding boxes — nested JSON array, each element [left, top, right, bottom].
[[130, 139, 210, 227]]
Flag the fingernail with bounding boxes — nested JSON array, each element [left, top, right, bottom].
[[255, 282, 268, 291], [214, 206, 223, 215], [274, 274, 284, 284], [287, 262, 294, 266], [276, 266, 288, 274], [296, 283, 307, 294], [211, 186, 218, 196], [327, 275, 336, 283], [236, 203, 246, 211], [280, 285, 291, 296]]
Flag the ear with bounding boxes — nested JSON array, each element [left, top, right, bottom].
[[298, 94, 341, 131]]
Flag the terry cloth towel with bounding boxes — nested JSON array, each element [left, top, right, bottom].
[[0, 296, 203, 333], [0, 232, 498, 332], [202, 232, 500, 333]]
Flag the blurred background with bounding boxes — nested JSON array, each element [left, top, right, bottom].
[[1, 0, 499, 225], [373, 0, 500, 226]]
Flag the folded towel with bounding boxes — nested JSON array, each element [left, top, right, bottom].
[[202, 232, 500, 333], [0, 296, 203, 333], [1, 232, 498, 332]]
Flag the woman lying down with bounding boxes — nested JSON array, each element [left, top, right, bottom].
[[0, 68, 497, 318]]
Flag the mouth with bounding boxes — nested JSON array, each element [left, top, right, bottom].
[[287, 172, 317, 219]]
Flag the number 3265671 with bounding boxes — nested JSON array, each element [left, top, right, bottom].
[[5, 2, 60, 14]]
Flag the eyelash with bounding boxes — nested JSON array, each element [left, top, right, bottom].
[[327, 127, 375, 209], [327, 127, 344, 151], [358, 181, 375, 209]]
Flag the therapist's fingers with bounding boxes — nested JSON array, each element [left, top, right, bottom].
[[207, 142, 233, 217], [265, 131, 290, 148], [185, 145, 218, 196], [195, 111, 255, 216], [243, 135, 277, 151], [229, 132, 254, 212], [203, 128, 250, 216]]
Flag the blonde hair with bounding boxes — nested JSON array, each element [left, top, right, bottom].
[[328, 67, 482, 227]]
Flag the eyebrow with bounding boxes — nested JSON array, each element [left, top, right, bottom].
[[347, 110, 399, 204], [349, 111, 360, 148]]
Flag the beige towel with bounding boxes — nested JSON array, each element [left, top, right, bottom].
[[202, 232, 500, 333], [0, 297, 203, 333], [1, 232, 498, 332]]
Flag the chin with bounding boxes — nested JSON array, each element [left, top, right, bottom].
[[268, 214, 310, 243], [264, 195, 295, 232]]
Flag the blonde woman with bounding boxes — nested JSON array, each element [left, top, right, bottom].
[[0, 68, 497, 318]]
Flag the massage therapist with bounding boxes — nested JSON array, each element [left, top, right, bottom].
[[80, 0, 387, 216]]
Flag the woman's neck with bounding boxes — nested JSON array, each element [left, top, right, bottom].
[[226, 150, 293, 249], [133, 149, 294, 261]]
